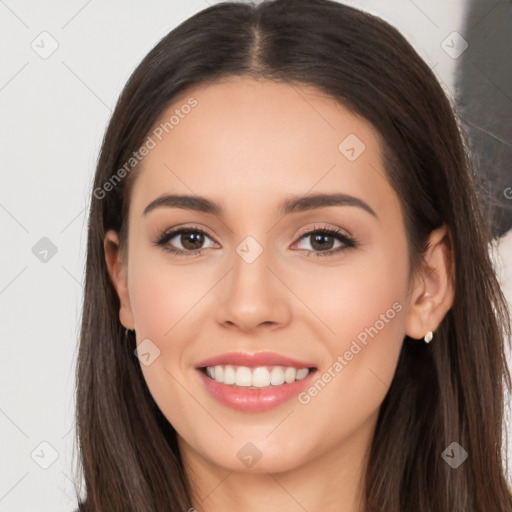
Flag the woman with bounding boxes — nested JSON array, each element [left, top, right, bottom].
[[73, 0, 512, 510]]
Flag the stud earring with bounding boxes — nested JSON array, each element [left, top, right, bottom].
[[424, 331, 433, 343]]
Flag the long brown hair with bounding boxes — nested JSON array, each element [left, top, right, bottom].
[[74, 1, 512, 510]]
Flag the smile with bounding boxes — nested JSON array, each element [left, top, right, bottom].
[[196, 365, 318, 412]]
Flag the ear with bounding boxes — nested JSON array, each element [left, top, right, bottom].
[[104, 229, 135, 330], [405, 225, 455, 340]]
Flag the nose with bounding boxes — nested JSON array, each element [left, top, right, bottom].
[[214, 243, 292, 333]]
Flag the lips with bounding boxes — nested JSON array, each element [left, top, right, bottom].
[[194, 351, 318, 412], [194, 351, 317, 369]]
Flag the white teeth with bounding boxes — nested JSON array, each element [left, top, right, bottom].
[[235, 366, 252, 386], [296, 368, 309, 380], [284, 367, 296, 383], [223, 365, 236, 385], [252, 367, 270, 388], [214, 365, 224, 382], [270, 366, 285, 385], [204, 365, 311, 387]]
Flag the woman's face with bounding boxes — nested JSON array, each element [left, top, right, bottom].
[[107, 77, 418, 475]]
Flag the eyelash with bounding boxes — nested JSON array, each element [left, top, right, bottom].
[[153, 224, 357, 258]]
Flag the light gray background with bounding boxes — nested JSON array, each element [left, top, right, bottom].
[[1, 1, 511, 510]]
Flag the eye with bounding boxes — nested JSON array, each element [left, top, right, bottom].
[[293, 225, 357, 257], [153, 225, 217, 256]]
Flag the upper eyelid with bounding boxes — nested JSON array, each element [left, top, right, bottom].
[[158, 224, 216, 243], [295, 223, 353, 239]]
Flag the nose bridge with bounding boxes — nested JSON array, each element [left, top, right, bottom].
[[226, 205, 275, 279], [230, 232, 274, 298]]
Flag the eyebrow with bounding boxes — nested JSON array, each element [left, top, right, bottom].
[[143, 192, 377, 218]]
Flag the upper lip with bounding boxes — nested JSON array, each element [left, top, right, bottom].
[[195, 351, 317, 369]]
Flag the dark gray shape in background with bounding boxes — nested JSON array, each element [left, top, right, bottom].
[[455, 0, 512, 238]]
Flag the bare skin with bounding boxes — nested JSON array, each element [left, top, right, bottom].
[[104, 77, 454, 512]]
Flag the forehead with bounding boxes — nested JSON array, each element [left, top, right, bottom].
[[129, 77, 397, 221]]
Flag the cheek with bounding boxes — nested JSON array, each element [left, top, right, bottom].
[[297, 246, 409, 426], [127, 249, 205, 343], [290, 281, 406, 455], [326, 264, 406, 347], [127, 252, 208, 423], [296, 245, 408, 349], [303, 244, 405, 353]]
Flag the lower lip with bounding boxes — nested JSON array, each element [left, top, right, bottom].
[[196, 368, 317, 412]]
